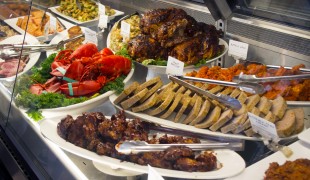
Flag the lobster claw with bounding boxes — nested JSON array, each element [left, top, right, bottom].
[[59, 77, 107, 96]]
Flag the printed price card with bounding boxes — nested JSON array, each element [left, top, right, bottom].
[[83, 28, 98, 45], [49, 16, 57, 32], [121, 21, 130, 41], [98, 14, 108, 29], [166, 56, 184, 76], [248, 112, 279, 141], [98, 3, 105, 15], [228, 39, 249, 60], [43, 22, 50, 41]]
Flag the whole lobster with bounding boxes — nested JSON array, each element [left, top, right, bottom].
[[30, 43, 132, 96]]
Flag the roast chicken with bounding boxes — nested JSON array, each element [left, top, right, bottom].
[[127, 8, 223, 65]]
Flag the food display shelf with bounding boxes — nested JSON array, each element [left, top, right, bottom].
[[0, 60, 309, 179]]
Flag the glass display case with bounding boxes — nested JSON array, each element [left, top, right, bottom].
[[0, 0, 309, 179]]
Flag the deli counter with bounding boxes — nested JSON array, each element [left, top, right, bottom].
[[0, 0, 309, 179]]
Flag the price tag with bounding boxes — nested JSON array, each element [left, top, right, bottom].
[[83, 28, 98, 45], [228, 39, 248, 60], [49, 16, 57, 32], [43, 22, 50, 41], [147, 165, 164, 180], [121, 21, 130, 41], [98, 3, 105, 15], [248, 112, 279, 141], [98, 14, 108, 29], [166, 56, 184, 76]]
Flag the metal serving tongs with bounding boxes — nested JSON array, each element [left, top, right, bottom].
[[233, 73, 310, 83], [116, 140, 243, 155], [239, 59, 310, 72], [0, 34, 84, 58], [175, 75, 265, 94], [168, 75, 242, 110]]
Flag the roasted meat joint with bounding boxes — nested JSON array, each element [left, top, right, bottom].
[[57, 110, 218, 172], [127, 8, 224, 65]]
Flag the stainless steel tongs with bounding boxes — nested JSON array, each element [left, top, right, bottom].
[[116, 141, 243, 154], [168, 75, 242, 110], [0, 34, 84, 58], [233, 73, 310, 83], [176, 75, 265, 94]]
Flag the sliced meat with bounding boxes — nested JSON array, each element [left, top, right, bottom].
[[120, 88, 148, 109], [230, 88, 241, 98], [114, 81, 140, 105], [257, 96, 272, 115], [220, 113, 248, 133], [182, 96, 203, 124], [264, 111, 276, 123], [276, 109, 296, 137], [292, 108, 305, 134], [132, 93, 159, 113], [160, 93, 183, 119], [220, 87, 234, 96], [233, 104, 248, 116], [209, 109, 234, 132], [237, 92, 248, 104], [271, 96, 287, 120], [135, 76, 161, 94], [174, 95, 192, 123], [246, 94, 261, 111], [140, 80, 163, 103], [195, 106, 221, 129], [244, 128, 256, 137], [147, 91, 175, 116], [189, 99, 211, 125], [233, 107, 260, 134]]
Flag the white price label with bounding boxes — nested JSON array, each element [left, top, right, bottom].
[[83, 28, 98, 45], [166, 56, 184, 76], [248, 112, 279, 141], [98, 14, 108, 29], [43, 22, 50, 41], [121, 21, 130, 40], [98, 3, 105, 15], [228, 39, 249, 60], [49, 16, 57, 32]]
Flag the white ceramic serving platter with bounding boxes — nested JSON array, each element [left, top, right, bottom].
[[226, 140, 310, 180], [37, 68, 134, 118], [298, 128, 310, 145], [49, 6, 124, 25], [0, 35, 40, 81], [4, 13, 66, 42], [109, 94, 306, 141], [40, 115, 245, 179]]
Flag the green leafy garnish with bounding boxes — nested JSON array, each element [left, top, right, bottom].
[[141, 59, 167, 66], [31, 53, 56, 83], [100, 75, 125, 94], [26, 109, 44, 122]]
